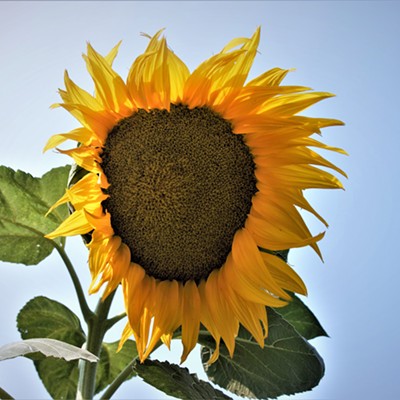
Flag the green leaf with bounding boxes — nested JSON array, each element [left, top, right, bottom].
[[17, 296, 86, 345], [135, 359, 232, 400], [0, 165, 70, 265], [17, 296, 86, 399], [0, 338, 97, 362], [200, 308, 324, 399], [259, 247, 289, 262], [95, 340, 138, 394], [274, 295, 328, 340], [33, 357, 80, 399]]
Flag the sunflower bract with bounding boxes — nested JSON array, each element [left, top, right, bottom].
[[45, 27, 345, 363]]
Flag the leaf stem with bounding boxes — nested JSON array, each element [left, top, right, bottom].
[[77, 290, 116, 400], [0, 386, 14, 400], [105, 312, 126, 331], [51, 239, 93, 323], [99, 330, 169, 399], [99, 357, 137, 400]]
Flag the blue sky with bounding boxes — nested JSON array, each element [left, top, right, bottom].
[[0, 1, 399, 399]]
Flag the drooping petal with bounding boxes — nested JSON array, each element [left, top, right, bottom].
[[43, 128, 96, 152], [260, 251, 307, 296], [204, 270, 239, 358], [56, 146, 102, 175], [230, 228, 291, 301], [198, 279, 221, 364], [101, 242, 131, 299], [142, 280, 182, 360], [45, 209, 92, 239], [181, 280, 201, 363]]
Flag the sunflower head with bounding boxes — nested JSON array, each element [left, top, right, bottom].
[[45, 28, 346, 363]]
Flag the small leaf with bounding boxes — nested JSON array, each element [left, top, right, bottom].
[[135, 359, 232, 400], [259, 248, 289, 262], [274, 295, 328, 340], [0, 338, 97, 362], [95, 340, 138, 394], [17, 296, 86, 399], [0, 165, 70, 265], [200, 308, 324, 399]]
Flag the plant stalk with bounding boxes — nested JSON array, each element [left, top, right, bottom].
[[51, 239, 93, 323], [76, 291, 116, 400]]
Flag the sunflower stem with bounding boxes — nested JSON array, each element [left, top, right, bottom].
[[51, 239, 94, 323], [77, 290, 116, 400]]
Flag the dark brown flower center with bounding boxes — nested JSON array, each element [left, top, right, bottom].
[[101, 104, 257, 282]]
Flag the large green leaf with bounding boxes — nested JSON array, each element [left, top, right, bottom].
[[200, 308, 325, 399], [17, 296, 86, 399], [17, 296, 137, 398], [135, 359, 232, 400], [0, 165, 70, 265], [95, 340, 138, 394], [274, 295, 328, 340]]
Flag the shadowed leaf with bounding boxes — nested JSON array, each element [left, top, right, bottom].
[[274, 294, 328, 340], [136, 359, 232, 399]]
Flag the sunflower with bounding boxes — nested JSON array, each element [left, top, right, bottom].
[[45, 28, 345, 363]]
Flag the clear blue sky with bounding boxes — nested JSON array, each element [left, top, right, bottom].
[[0, 1, 399, 399]]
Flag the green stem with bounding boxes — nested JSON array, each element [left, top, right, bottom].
[[77, 290, 116, 400], [105, 312, 126, 331], [51, 239, 93, 323], [99, 357, 137, 400], [0, 386, 14, 400]]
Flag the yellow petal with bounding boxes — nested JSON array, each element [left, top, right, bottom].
[[246, 67, 292, 87], [219, 266, 266, 347], [231, 228, 291, 300], [245, 212, 325, 258], [142, 280, 182, 360], [102, 242, 131, 299], [198, 279, 221, 364], [204, 270, 238, 358], [105, 41, 122, 66], [183, 28, 260, 110], [181, 281, 201, 363], [45, 209, 92, 239], [260, 252, 307, 296], [43, 128, 95, 153], [127, 30, 189, 109], [258, 92, 335, 117], [62, 70, 103, 111], [84, 43, 133, 115], [57, 103, 116, 142], [57, 146, 102, 175]]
